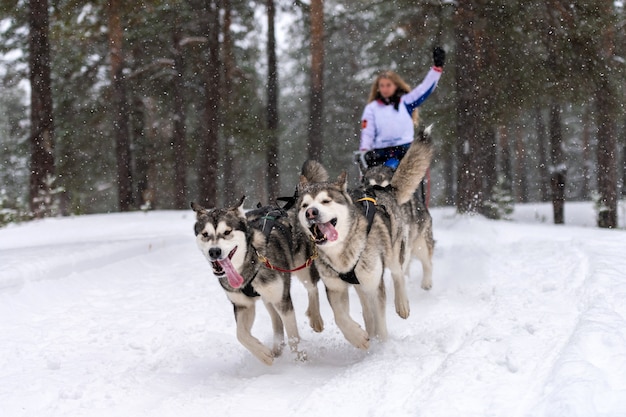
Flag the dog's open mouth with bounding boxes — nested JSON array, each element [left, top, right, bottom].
[[310, 219, 338, 244], [211, 247, 245, 289]]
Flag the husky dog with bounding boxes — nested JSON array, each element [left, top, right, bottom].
[[295, 131, 433, 349], [191, 198, 321, 365], [360, 133, 434, 291]]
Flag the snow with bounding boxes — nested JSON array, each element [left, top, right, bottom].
[[1, 202, 626, 417]]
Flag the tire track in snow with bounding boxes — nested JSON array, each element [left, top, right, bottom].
[[0, 234, 209, 416], [287, 240, 496, 416], [401, 238, 592, 417], [0, 234, 192, 293], [525, 236, 626, 417], [256, 220, 608, 417]]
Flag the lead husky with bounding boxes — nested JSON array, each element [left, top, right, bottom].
[[295, 131, 433, 349], [191, 197, 323, 365]]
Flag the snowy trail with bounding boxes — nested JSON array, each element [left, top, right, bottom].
[[286, 216, 596, 417], [528, 236, 626, 417], [1, 207, 626, 416]]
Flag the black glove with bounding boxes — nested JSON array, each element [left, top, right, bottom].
[[433, 47, 446, 68]]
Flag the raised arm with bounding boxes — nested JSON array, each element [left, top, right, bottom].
[[403, 47, 445, 115]]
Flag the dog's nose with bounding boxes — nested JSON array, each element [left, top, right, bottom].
[[208, 247, 222, 260], [306, 207, 319, 220]]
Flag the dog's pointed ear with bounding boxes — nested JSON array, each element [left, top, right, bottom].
[[191, 202, 211, 220], [191, 202, 204, 215], [336, 171, 348, 191], [233, 195, 246, 217]]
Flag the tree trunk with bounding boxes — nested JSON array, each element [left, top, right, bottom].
[[131, 97, 150, 208], [442, 139, 455, 205], [199, 0, 220, 207], [515, 125, 528, 203], [535, 107, 550, 202], [266, 0, 280, 200], [28, 0, 55, 217], [221, 0, 239, 205], [454, 0, 483, 213], [580, 108, 591, 201], [549, 102, 566, 224], [595, 77, 618, 228], [483, 127, 497, 202], [622, 118, 626, 198], [595, 3, 617, 229], [307, 0, 324, 162], [498, 125, 512, 194], [171, 26, 188, 210], [107, 0, 133, 211]]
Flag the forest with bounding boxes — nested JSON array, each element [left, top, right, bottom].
[[0, 0, 625, 228]]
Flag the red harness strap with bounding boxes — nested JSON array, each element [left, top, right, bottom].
[[256, 245, 318, 273]]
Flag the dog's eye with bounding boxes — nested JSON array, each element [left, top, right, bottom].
[[322, 199, 331, 204], [201, 231, 209, 239], [301, 203, 309, 209], [224, 229, 231, 236]]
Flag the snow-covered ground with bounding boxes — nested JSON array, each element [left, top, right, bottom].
[[1, 202, 625, 417]]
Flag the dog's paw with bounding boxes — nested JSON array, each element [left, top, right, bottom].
[[395, 301, 410, 319], [394, 291, 410, 319], [421, 277, 433, 291], [293, 349, 308, 362], [272, 342, 284, 358], [345, 325, 370, 350], [307, 312, 325, 333], [251, 345, 275, 366]]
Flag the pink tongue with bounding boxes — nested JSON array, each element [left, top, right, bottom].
[[217, 257, 245, 288], [317, 221, 338, 242]]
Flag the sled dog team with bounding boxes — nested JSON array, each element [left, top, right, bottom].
[[192, 129, 435, 365]]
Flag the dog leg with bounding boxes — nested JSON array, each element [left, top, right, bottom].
[[277, 301, 306, 362], [375, 279, 389, 341], [294, 266, 324, 332], [305, 287, 324, 333], [325, 284, 370, 350], [270, 297, 306, 361], [262, 279, 306, 361], [355, 286, 375, 336], [234, 304, 274, 365], [389, 262, 411, 319], [263, 300, 286, 357], [414, 237, 433, 291], [355, 280, 388, 341]]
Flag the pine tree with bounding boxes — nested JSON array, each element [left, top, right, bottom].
[[307, 0, 325, 162], [28, 0, 55, 217]]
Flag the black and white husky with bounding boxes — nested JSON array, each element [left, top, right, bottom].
[[295, 130, 433, 349], [191, 198, 322, 365]]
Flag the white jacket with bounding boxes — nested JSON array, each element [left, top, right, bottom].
[[359, 67, 442, 151]]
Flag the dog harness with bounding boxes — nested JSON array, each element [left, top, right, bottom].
[[241, 281, 260, 298], [356, 187, 378, 234], [332, 189, 380, 285], [249, 204, 318, 274], [276, 189, 379, 285]]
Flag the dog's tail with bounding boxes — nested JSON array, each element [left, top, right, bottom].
[[301, 160, 329, 183], [390, 125, 434, 205]]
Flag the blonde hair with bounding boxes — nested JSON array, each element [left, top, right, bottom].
[[367, 70, 420, 127]]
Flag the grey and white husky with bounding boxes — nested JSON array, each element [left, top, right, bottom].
[[295, 130, 433, 349], [360, 133, 435, 292], [191, 198, 323, 365]]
